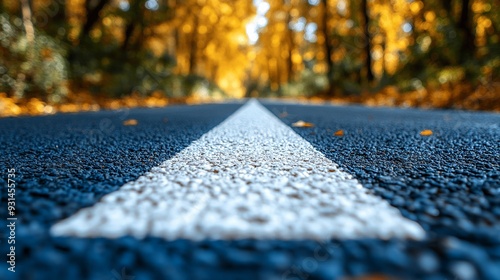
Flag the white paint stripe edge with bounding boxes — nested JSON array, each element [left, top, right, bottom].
[[51, 100, 425, 240]]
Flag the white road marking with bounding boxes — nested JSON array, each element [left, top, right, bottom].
[[51, 100, 425, 240]]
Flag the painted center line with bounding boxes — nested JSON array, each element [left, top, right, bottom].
[[51, 100, 425, 240]]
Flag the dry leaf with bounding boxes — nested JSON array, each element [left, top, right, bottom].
[[292, 120, 314, 127], [123, 119, 138, 126], [279, 112, 288, 118], [333, 129, 344, 136], [420, 129, 433, 136]]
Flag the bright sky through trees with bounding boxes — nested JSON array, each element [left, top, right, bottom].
[[246, 0, 270, 44]]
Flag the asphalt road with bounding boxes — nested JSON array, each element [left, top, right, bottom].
[[1, 100, 499, 280]]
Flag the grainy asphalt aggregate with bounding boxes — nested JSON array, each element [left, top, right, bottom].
[[1, 100, 499, 280]]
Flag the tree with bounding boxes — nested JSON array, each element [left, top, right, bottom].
[[319, 0, 333, 84], [20, 0, 35, 45], [121, 0, 146, 51], [80, 0, 110, 42], [458, 0, 474, 59], [361, 0, 374, 82]]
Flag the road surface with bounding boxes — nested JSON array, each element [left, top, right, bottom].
[[1, 99, 499, 280]]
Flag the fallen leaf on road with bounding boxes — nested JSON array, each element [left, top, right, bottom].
[[292, 120, 314, 127], [279, 112, 288, 118], [123, 119, 138, 126], [334, 129, 344, 136], [420, 129, 433, 136]]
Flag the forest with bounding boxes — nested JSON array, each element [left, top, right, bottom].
[[0, 0, 499, 116]]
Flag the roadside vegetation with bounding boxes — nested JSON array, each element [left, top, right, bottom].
[[1, 0, 498, 117]]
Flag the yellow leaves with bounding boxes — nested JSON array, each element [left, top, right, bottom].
[[479, 17, 492, 29], [198, 25, 208, 35], [182, 24, 193, 33], [123, 119, 138, 126], [419, 129, 433, 136], [275, 22, 286, 32], [0, 93, 22, 117], [424, 11, 436, 22], [292, 120, 314, 128], [291, 52, 302, 64], [271, 35, 281, 47], [220, 3, 233, 15], [410, 1, 423, 15], [290, 8, 300, 17], [316, 51, 325, 60], [201, 6, 211, 16], [205, 42, 217, 56], [304, 51, 315, 61], [473, 1, 491, 13], [102, 17, 112, 27], [0, 95, 65, 116], [333, 130, 344, 137], [209, 14, 219, 24]]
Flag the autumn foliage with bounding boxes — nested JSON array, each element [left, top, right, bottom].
[[0, 0, 499, 116]]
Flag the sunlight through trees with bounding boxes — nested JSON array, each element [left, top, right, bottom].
[[0, 0, 498, 113]]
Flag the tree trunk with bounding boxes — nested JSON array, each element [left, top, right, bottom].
[[458, 0, 474, 59], [20, 0, 35, 45], [320, 0, 333, 80], [122, 0, 145, 50], [122, 23, 136, 50], [80, 0, 110, 41], [286, 14, 294, 83], [443, 0, 453, 17], [276, 59, 282, 95], [188, 14, 199, 74], [361, 0, 374, 82], [210, 64, 218, 82], [40, 0, 66, 39]]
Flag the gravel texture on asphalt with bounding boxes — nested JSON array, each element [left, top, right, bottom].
[[1, 100, 499, 280], [263, 101, 500, 280], [51, 100, 423, 241]]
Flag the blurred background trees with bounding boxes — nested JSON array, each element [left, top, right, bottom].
[[0, 0, 499, 114]]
